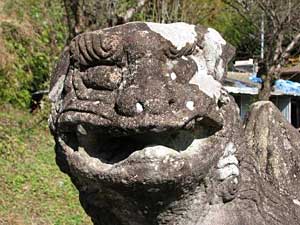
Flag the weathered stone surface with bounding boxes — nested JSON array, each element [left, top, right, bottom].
[[242, 101, 300, 224], [49, 22, 300, 225]]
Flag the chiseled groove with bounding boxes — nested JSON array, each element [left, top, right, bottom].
[[61, 106, 113, 122], [78, 35, 94, 64], [165, 42, 196, 59], [92, 32, 110, 58], [73, 36, 88, 66], [58, 111, 112, 128], [100, 33, 113, 52], [72, 71, 84, 91], [76, 36, 89, 66], [70, 38, 80, 64], [85, 33, 101, 61], [71, 69, 114, 103]]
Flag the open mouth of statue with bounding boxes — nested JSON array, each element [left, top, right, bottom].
[[64, 118, 222, 165]]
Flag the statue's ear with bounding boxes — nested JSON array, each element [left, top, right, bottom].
[[195, 26, 236, 82], [49, 46, 70, 102], [221, 42, 235, 74]]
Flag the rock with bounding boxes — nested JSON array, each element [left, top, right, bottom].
[[242, 101, 300, 224], [48, 22, 300, 225]]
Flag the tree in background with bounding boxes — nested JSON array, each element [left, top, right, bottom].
[[0, 0, 67, 108], [63, 0, 150, 40], [62, 0, 233, 39], [223, 0, 300, 100]]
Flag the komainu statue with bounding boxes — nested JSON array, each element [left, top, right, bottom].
[[49, 22, 300, 225]]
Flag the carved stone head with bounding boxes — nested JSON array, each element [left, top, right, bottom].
[[49, 22, 243, 225]]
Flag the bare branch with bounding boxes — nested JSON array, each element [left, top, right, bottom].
[[222, 0, 260, 30], [281, 32, 300, 60], [225, 0, 300, 100], [120, 0, 150, 23], [256, 0, 279, 27], [272, 32, 284, 63], [291, 0, 300, 10]]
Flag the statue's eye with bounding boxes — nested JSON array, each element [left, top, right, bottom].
[[82, 66, 122, 90]]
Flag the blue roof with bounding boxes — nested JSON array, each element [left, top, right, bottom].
[[275, 79, 300, 95], [249, 73, 300, 96], [249, 74, 262, 83], [225, 72, 300, 96]]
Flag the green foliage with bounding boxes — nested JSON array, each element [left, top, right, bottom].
[[204, 5, 260, 59], [0, 0, 67, 108], [0, 104, 91, 224]]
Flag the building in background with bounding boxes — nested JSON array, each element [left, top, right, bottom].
[[224, 60, 300, 129]]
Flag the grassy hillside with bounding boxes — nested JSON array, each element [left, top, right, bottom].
[[0, 104, 91, 225], [0, 0, 66, 108]]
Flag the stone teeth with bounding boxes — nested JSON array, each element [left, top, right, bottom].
[[77, 124, 87, 135]]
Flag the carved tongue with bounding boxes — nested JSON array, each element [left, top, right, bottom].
[[130, 145, 180, 159]]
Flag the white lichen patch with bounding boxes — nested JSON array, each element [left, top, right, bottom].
[[202, 28, 226, 80], [182, 56, 188, 61], [216, 59, 224, 80], [233, 178, 238, 184], [49, 75, 65, 102], [217, 155, 238, 169], [293, 199, 300, 206], [189, 52, 222, 100], [170, 72, 177, 80], [218, 165, 240, 180], [206, 28, 226, 45], [136, 102, 144, 113], [146, 22, 197, 50], [186, 101, 194, 111]]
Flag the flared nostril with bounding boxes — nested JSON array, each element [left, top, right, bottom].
[[115, 101, 144, 117], [115, 100, 142, 117], [115, 86, 145, 117], [168, 98, 176, 105]]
